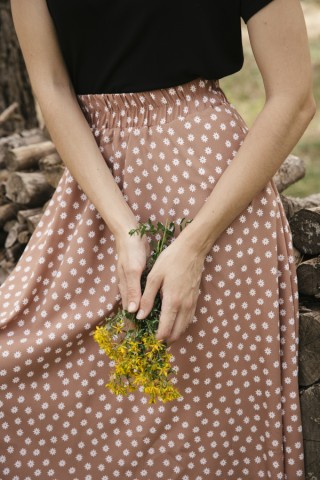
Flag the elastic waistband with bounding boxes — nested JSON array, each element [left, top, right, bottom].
[[76, 77, 229, 129]]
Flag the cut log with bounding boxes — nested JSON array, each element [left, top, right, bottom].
[[4, 221, 26, 249], [17, 207, 43, 224], [0, 132, 21, 150], [0, 169, 9, 183], [5, 242, 25, 263], [293, 245, 303, 267], [26, 213, 43, 233], [0, 230, 7, 248], [0, 102, 19, 125], [300, 384, 320, 479], [0, 261, 15, 279], [297, 257, 320, 298], [299, 295, 320, 313], [39, 152, 65, 187], [17, 230, 31, 245], [0, 266, 9, 286], [0, 128, 47, 167], [280, 193, 320, 221], [0, 203, 18, 227], [3, 219, 17, 233], [0, 182, 7, 198], [0, 128, 47, 148], [298, 308, 320, 386], [0, 248, 6, 262], [303, 440, 320, 480], [273, 154, 305, 193], [5, 171, 55, 207], [0, 170, 9, 206], [42, 199, 51, 211], [0, 253, 14, 271], [5, 140, 56, 171], [290, 206, 320, 256]]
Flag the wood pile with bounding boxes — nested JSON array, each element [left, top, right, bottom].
[[0, 105, 320, 478], [0, 120, 63, 284], [285, 197, 320, 479]]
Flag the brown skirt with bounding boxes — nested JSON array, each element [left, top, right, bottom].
[[0, 77, 305, 479]]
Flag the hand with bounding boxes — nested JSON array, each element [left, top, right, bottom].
[[115, 232, 151, 312], [136, 239, 206, 345]]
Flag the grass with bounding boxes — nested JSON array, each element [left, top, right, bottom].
[[219, 8, 320, 197]]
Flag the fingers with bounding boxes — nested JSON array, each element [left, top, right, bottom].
[[136, 282, 198, 344], [117, 264, 128, 310], [124, 266, 142, 313], [155, 298, 179, 340], [136, 273, 162, 320], [155, 292, 198, 344], [117, 263, 142, 313], [165, 303, 197, 346]]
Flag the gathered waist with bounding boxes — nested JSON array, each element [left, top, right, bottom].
[[76, 77, 230, 130]]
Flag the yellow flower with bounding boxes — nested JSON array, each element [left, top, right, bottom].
[[116, 344, 128, 356], [91, 217, 192, 403], [128, 340, 140, 353], [157, 365, 169, 377], [112, 320, 125, 334], [107, 382, 127, 396]]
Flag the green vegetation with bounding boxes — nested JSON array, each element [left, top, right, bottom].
[[220, 5, 319, 197]]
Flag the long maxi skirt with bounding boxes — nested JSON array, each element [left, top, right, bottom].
[[0, 77, 305, 479]]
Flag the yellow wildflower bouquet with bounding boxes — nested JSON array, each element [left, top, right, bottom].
[[93, 217, 192, 404]]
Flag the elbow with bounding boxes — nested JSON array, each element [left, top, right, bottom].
[[306, 96, 317, 119], [267, 85, 316, 128], [283, 89, 318, 132], [298, 91, 317, 125]]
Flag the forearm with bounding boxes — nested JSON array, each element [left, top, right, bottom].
[[36, 83, 138, 237], [179, 95, 316, 255]]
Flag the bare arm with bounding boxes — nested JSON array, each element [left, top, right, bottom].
[[135, 0, 316, 342], [10, 0, 139, 237], [178, 0, 316, 254]]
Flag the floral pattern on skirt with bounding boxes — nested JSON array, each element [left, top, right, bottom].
[[0, 77, 305, 479]]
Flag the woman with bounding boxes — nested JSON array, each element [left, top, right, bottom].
[[1, 0, 315, 478]]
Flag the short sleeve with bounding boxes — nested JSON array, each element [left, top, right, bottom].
[[241, 0, 274, 23]]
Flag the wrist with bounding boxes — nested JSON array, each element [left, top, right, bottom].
[[178, 219, 217, 258], [103, 212, 139, 239], [112, 221, 140, 240]]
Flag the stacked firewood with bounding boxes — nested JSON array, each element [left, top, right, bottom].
[[0, 106, 320, 477], [0, 125, 63, 283], [280, 192, 320, 479]]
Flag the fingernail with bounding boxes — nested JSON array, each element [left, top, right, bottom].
[[136, 309, 144, 319], [128, 302, 136, 312]]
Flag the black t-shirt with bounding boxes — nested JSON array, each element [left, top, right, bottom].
[[46, 0, 274, 95]]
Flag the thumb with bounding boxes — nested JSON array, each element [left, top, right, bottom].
[[125, 268, 142, 313]]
